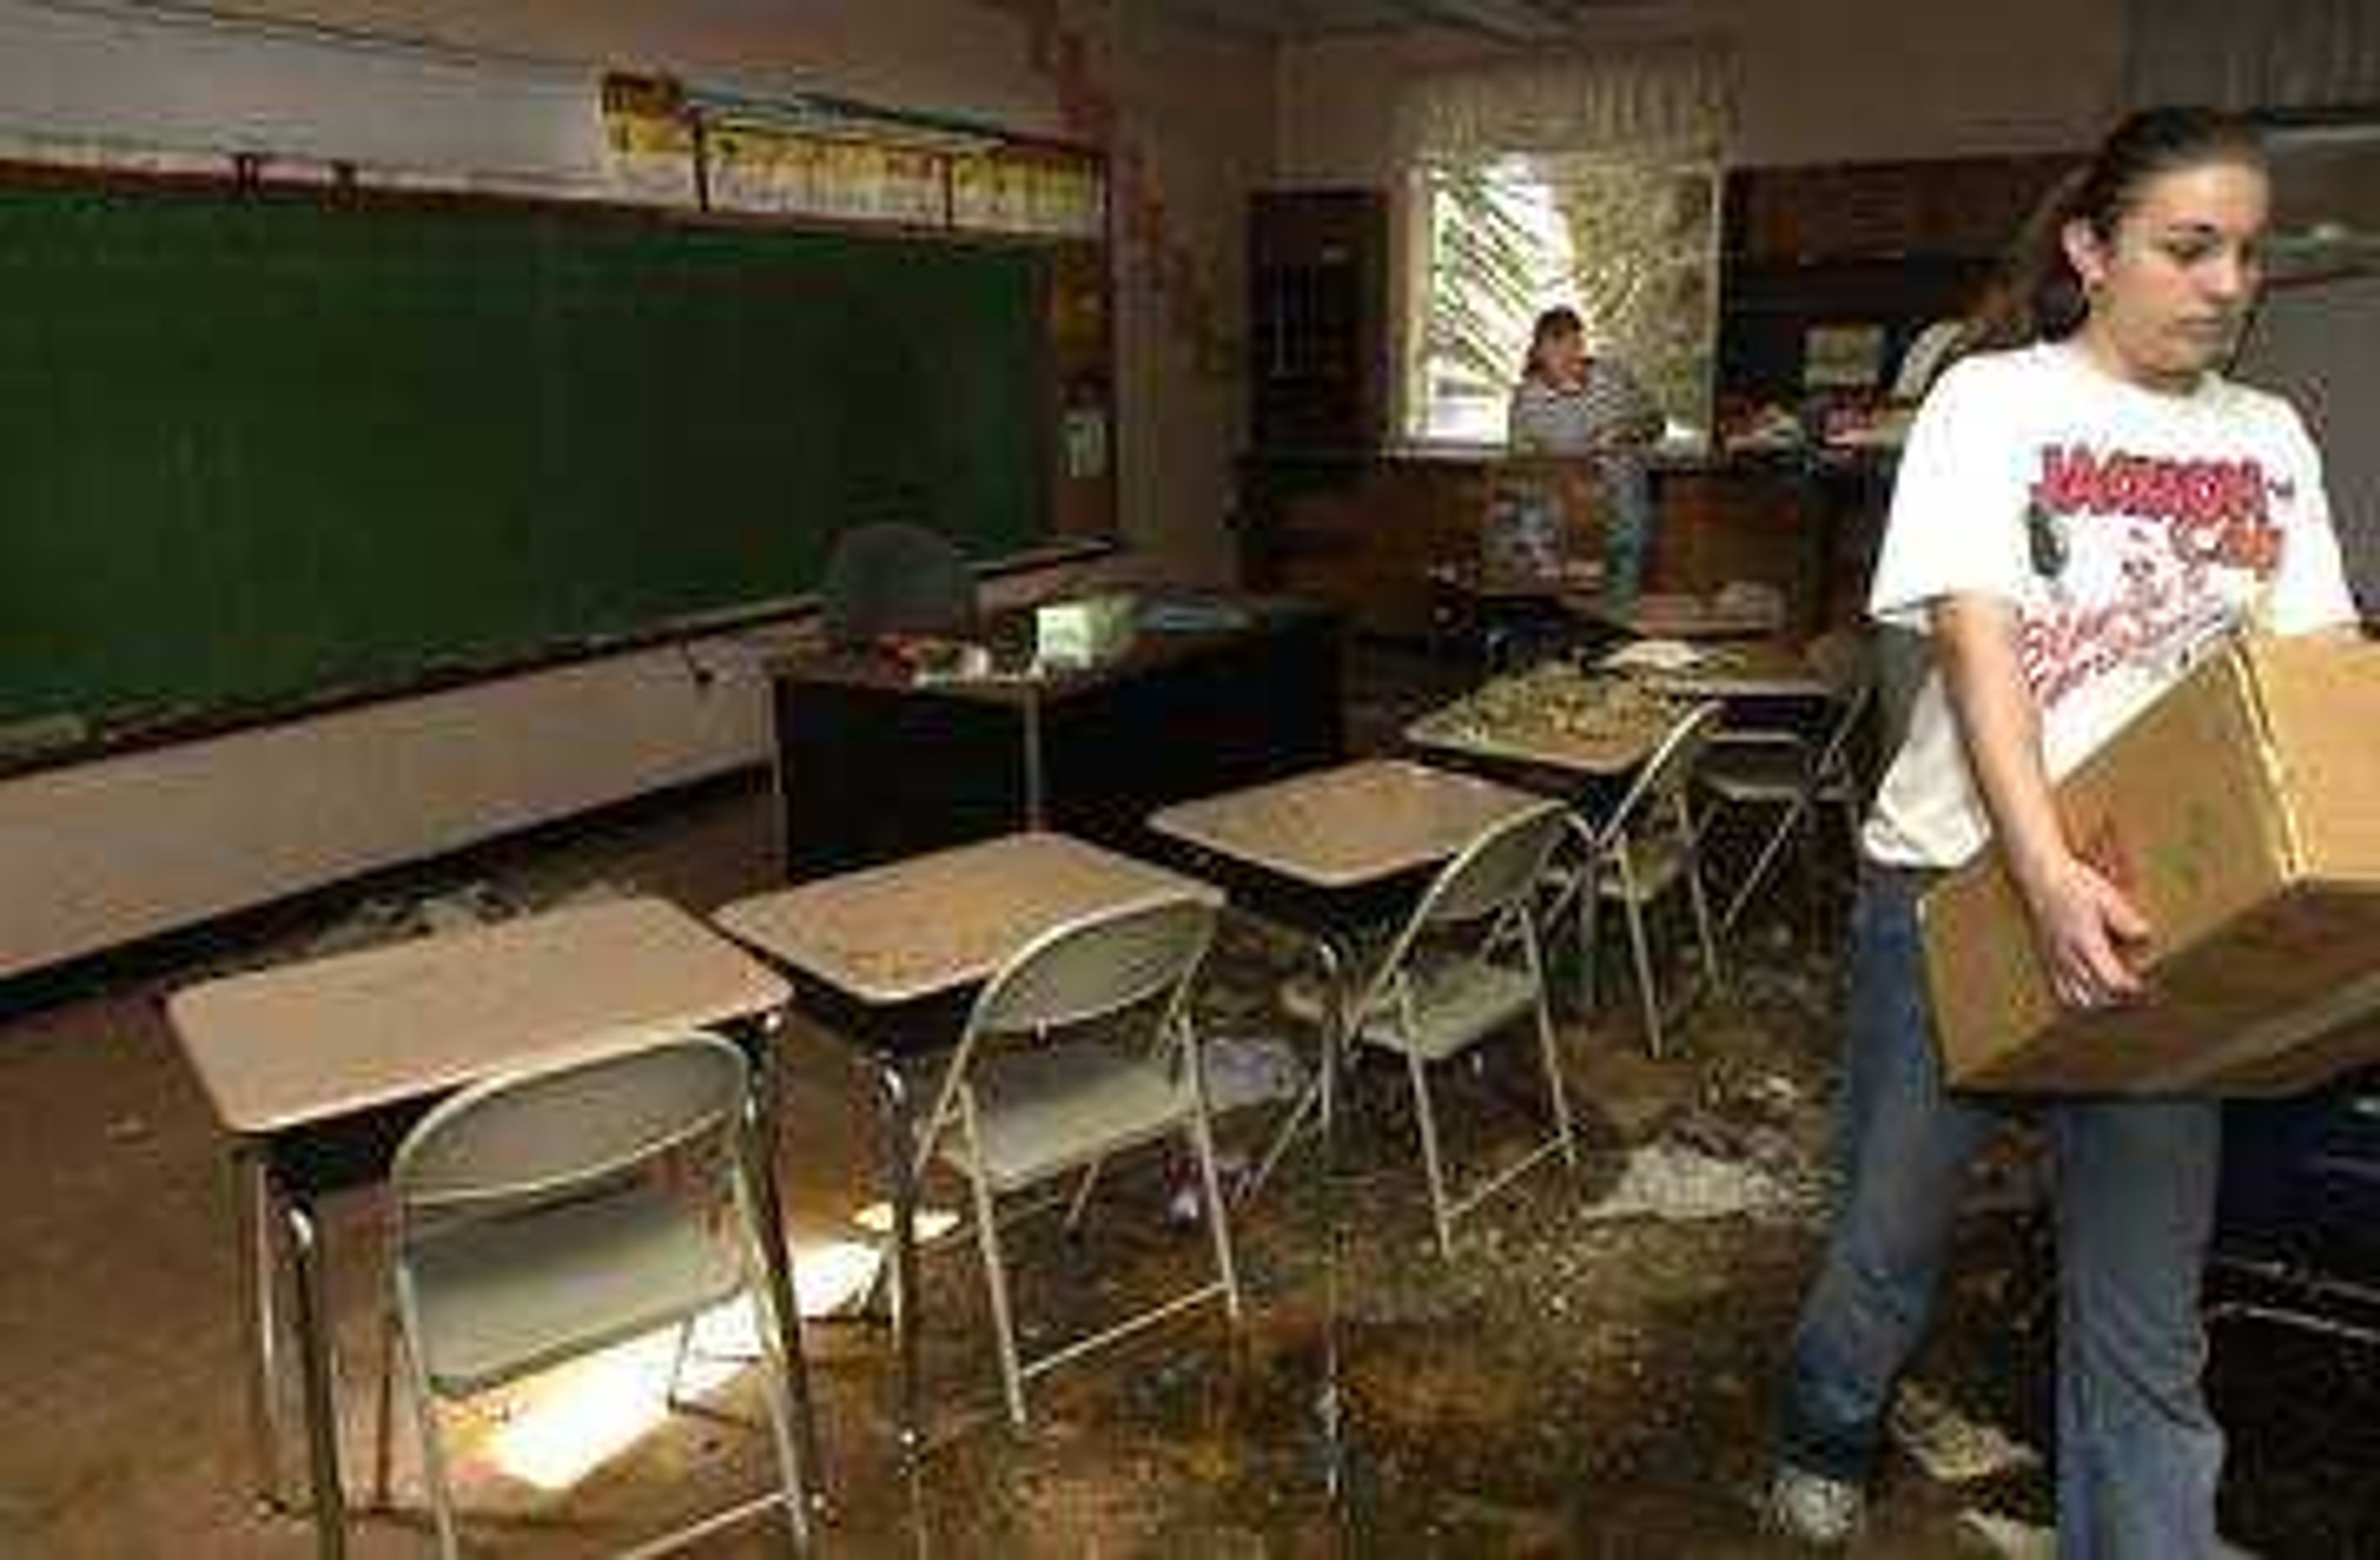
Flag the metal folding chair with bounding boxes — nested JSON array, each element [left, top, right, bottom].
[[912, 893, 1241, 1429], [1346, 801, 1577, 1258], [384, 1033, 813, 1558], [1567, 700, 1726, 1057], [1698, 630, 1876, 936]]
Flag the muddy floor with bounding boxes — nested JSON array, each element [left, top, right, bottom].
[[2, 651, 2373, 1558]]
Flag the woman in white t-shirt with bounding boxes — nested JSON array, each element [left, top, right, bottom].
[[1502, 306, 1665, 603], [1769, 109, 2360, 1555]]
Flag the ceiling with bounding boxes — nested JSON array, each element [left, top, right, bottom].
[[1144, 0, 1625, 44]]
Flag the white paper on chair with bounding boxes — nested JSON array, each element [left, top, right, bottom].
[[1600, 638, 1704, 673]]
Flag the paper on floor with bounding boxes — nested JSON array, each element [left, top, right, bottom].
[[1578, 1141, 1803, 1223]]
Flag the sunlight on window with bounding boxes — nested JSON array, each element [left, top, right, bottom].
[[1409, 151, 1717, 446]]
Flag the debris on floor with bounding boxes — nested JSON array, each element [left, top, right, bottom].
[[299, 876, 640, 959], [1578, 1138, 1807, 1225], [1957, 1507, 2057, 1558], [1892, 1379, 2042, 1484], [1203, 1033, 1308, 1116], [301, 892, 430, 957]]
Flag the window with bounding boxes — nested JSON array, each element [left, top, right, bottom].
[[1409, 151, 1719, 444], [1396, 48, 1732, 447]]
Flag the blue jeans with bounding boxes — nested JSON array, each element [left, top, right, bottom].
[[1599, 453, 1654, 610], [1778, 865, 2226, 1560]]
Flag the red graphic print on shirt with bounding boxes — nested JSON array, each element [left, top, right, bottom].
[[2017, 443, 2285, 708]]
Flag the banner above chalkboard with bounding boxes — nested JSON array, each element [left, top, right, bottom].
[[601, 70, 1106, 239]]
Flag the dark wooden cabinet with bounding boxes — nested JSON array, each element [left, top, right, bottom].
[[1238, 452, 1876, 641], [1248, 188, 1388, 453], [1727, 154, 2074, 265], [1718, 153, 2078, 403]]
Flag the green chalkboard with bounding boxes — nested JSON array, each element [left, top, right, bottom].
[[0, 177, 1054, 734]]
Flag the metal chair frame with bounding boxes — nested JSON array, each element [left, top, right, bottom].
[[382, 1032, 813, 1558], [1562, 700, 1726, 1057], [1698, 632, 1877, 937], [1346, 802, 1578, 1258], [910, 893, 1242, 1429]]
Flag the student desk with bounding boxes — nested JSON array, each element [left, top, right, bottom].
[[767, 595, 1344, 880], [1147, 758, 1548, 1190], [168, 897, 801, 1560], [713, 831, 1220, 1453], [1403, 668, 1685, 781]]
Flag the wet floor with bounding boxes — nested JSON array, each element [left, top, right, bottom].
[[2, 721, 2374, 1556]]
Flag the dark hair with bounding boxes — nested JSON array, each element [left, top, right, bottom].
[[1963, 107, 2267, 353], [1521, 305, 1584, 379]]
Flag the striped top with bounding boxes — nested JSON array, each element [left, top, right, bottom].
[[1506, 360, 1662, 453]]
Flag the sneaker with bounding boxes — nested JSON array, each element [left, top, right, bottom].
[[1769, 1464, 1866, 1547]]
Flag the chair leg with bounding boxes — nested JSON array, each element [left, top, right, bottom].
[[1618, 868, 1664, 1059], [1062, 1155, 1106, 1235], [745, 1257, 816, 1552], [1533, 1008, 1578, 1172], [394, 1315, 463, 1560], [663, 1318, 698, 1414], [372, 1307, 397, 1511], [1519, 925, 1577, 1170], [1188, 1105, 1244, 1322], [1403, 1050, 1457, 1260], [1314, 936, 1347, 1138], [1576, 865, 1603, 1017], [959, 1098, 1029, 1430], [1685, 845, 1724, 995]]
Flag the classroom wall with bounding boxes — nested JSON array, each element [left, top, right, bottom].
[[1272, 0, 2125, 442], [0, 0, 1272, 979], [1276, 0, 2129, 180]]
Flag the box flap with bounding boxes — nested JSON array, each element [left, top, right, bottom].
[[2237, 633, 2380, 881]]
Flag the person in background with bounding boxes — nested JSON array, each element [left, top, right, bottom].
[[1768, 107, 2359, 1556], [1505, 306, 1665, 606]]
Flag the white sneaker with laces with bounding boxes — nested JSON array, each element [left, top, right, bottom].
[[1770, 1465, 1866, 1548]]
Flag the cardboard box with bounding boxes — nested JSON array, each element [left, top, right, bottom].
[[1034, 592, 1136, 669], [1921, 633, 2380, 1096]]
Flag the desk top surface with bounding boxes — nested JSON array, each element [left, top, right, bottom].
[[168, 897, 790, 1138], [715, 831, 1219, 1007], [1147, 758, 1546, 890], [1404, 668, 1685, 778]]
